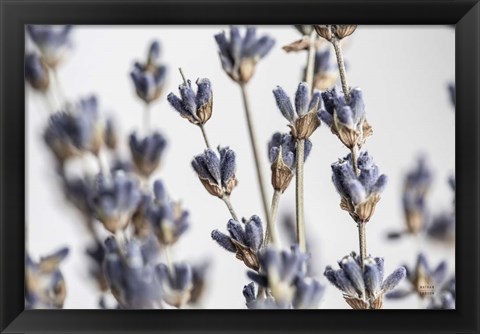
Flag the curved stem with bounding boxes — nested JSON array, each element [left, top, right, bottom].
[[222, 195, 239, 222], [305, 31, 317, 96], [198, 124, 211, 149], [332, 37, 350, 102], [357, 221, 367, 270], [264, 190, 281, 248], [296, 139, 306, 252], [239, 83, 271, 229]]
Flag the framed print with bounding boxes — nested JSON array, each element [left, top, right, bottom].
[[1, 0, 479, 333]]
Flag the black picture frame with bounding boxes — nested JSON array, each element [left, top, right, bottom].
[[1, 0, 479, 333]]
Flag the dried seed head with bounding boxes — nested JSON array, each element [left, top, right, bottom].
[[289, 109, 321, 140], [231, 239, 260, 270], [270, 147, 294, 193], [332, 25, 357, 39], [314, 25, 333, 41], [340, 193, 381, 223]]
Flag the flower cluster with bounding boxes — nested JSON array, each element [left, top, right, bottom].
[[215, 26, 275, 84], [325, 253, 405, 309], [25, 53, 50, 91], [129, 131, 167, 178], [273, 82, 322, 140], [331, 152, 387, 223], [27, 25, 73, 67]]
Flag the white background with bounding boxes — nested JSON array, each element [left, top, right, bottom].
[[26, 26, 455, 309]]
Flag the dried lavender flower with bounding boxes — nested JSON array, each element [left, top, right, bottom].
[[89, 172, 142, 234], [308, 49, 338, 91], [103, 237, 162, 309], [387, 253, 447, 300], [211, 215, 264, 270], [25, 247, 69, 309], [324, 252, 406, 309], [314, 25, 357, 41], [319, 87, 372, 149], [129, 131, 167, 178], [294, 25, 314, 36], [189, 260, 211, 305], [26, 25, 73, 67], [427, 276, 455, 309], [167, 78, 213, 125], [268, 132, 312, 193], [191, 146, 238, 198], [215, 26, 275, 84], [426, 212, 455, 244], [273, 82, 322, 140], [292, 276, 325, 309], [331, 152, 387, 223], [44, 96, 103, 163], [247, 246, 308, 304], [242, 282, 284, 309], [146, 180, 190, 246], [25, 53, 50, 92], [104, 116, 118, 150], [155, 262, 193, 307], [130, 40, 167, 104]]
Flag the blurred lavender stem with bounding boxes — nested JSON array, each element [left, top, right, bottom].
[[221, 195, 239, 222], [179, 67, 212, 149], [331, 37, 350, 101], [164, 245, 174, 273], [52, 68, 67, 106], [358, 222, 367, 269], [95, 150, 109, 175], [239, 83, 271, 232], [266, 190, 281, 246], [305, 30, 317, 94], [295, 139, 306, 252], [143, 103, 150, 135]]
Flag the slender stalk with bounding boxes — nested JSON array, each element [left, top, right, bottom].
[[239, 83, 271, 229], [222, 195, 239, 222], [95, 150, 109, 175], [164, 245, 174, 273], [263, 190, 281, 248], [357, 221, 367, 269], [350, 145, 360, 176], [52, 68, 67, 106], [198, 124, 211, 149], [331, 37, 350, 101], [305, 31, 317, 95], [296, 139, 306, 252], [143, 103, 150, 135]]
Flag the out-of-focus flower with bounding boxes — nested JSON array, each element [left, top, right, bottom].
[[86, 241, 108, 291], [314, 25, 357, 41], [61, 173, 95, 217], [104, 116, 118, 150], [294, 25, 315, 36], [319, 87, 372, 149], [146, 180, 190, 246], [308, 49, 338, 91], [242, 282, 284, 309], [191, 146, 238, 198], [324, 252, 406, 309], [103, 237, 162, 309], [331, 152, 387, 223], [427, 212, 455, 244], [129, 131, 167, 178], [26, 25, 73, 67], [273, 82, 322, 140], [292, 276, 325, 309], [402, 157, 433, 235], [155, 262, 193, 308], [26, 248, 69, 309], [386, 253, 447, 300], [268, 132, 312, 193], [215, 26, 275, 84], [211, 216, 263, 270], [25, 53, 50, 91], [427, 276, 455, 309], [167, 78, 213, 125], [130, 40, 167, 104], [188, 260, 211, 305], [44, 96, 103, 164], [132, 194, 153, 239], [247, 246, 308, 304], [89, 172, 142, 234]]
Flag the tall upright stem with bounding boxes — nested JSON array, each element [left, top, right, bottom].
[[305, 31, 317, 95], [296, 139, 306, 252], [199, 124, 211, 149], [239, 83, 271, 229], [222, 195, 239, 222], [357, 221, 367, 269], [332, 37, 350, 102], [264, 190, 281, 248]]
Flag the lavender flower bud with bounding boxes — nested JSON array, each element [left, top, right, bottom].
[[273, 83, 322, 140], [25, 53, 50, 91], [215, 26, 275, 84], [325, 253, 405, 309], [146, 180, 190, 246], [319, 87, 372, 149], [26, 25, 73, 67], [130, 40, 167, 103], [89, 172, 142, 234], [192, 147, 238, 198], [104, 116, 118, 150], [427, 212, 455, 244], [331, 152, 387, 223], [211, 216, 264, 270], [292, 277, 325, 309], [129, 131, 167, 177], [155, 262, 193, 308], [189, 260, 210, 304], [25, 248, 69, 309], [314, 25, 357, 41]]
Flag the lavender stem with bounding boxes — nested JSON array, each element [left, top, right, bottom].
[[357, 221, 367, 269], [264, 190, 281, 248], [332, 37, 350, 102], [222, 195, 239, 222], [199, 124, 211, 149], [351, 145, 360, 176], [305, 30, 317, 95], [239, 83, 271, 231], [296, 139, 306, 252]]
